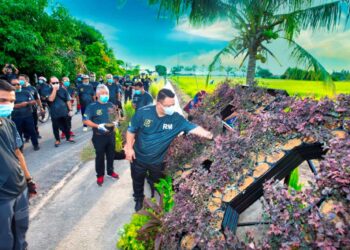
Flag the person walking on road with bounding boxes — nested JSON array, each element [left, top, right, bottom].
[[0, 79, 37, 250], [41, 76, 75, 147], [83, 84, 120, 186], [132, 82, 153, 110], [10, 78, 40, 151], [77, 75, 95, 132], [20, 74, 44, 140], [124, 89, 213, 211], [61, 76, 76, 139]]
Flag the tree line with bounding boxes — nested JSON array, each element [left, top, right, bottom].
[[0, 0, 130, 82]]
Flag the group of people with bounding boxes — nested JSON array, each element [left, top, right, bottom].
[[0, 63, 214, 250]]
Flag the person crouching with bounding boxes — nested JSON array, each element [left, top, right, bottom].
[[83, 84, 119, 186]]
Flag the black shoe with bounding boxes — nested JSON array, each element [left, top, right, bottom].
[[33, 145, 40, 151], [37, 135, 42, 139], [135, 199, 144, 212], [151, 185, 155, 198], [25, 138, 30, 143]]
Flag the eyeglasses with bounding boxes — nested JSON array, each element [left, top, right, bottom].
[[51, 82, 60, 84], [12, 84, 20, 86]]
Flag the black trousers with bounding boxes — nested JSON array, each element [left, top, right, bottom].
[[52, 116, 70, 141], [24, 110, 39, 139], [92, 133, 115, 177], [124, 91, 132, 104], [131, 160, 165, 200], [0, 188, 29, 250], [12, 116, 39, 147], [67, 116, 72, 131]]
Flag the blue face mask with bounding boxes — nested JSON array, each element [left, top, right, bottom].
[[107, 79, 113, 84], [64, 81, 70, 87], [163, 105, 175, 116], [38, 80, 44, 84], [99, 95, 109, 103], [19, 80, 25, 86], [134, 90, 142, 95], [0, 103, 14, 117]]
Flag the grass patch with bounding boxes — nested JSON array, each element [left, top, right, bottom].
[[171, 75, 350, 98], [80, 142, 95, 163], [149, 77, 166, 99]]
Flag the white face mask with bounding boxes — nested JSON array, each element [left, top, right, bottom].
[[163, 105, 175, 116]]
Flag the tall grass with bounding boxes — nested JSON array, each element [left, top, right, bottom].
[[149, 77, 165, 99]]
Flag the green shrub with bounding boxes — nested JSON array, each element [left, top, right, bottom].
[[154, 176, 175, 212], [117, 213, 153, 250], [115, 128, 123, 152]]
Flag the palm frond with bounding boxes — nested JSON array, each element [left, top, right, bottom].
[[278, 1, 344, 32], [206, 39, 239, 86], [286, 38, 335, 95], [261, 45, 283, 66], [148, 0, 231, 25]]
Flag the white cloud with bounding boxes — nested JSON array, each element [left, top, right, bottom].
[[170, 18, 235, 41], [164, 49, 245, 68], [295, 28, 350, 70], [82, 19, 119, 42]]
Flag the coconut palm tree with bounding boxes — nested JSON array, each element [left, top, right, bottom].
[[148, 0, 349, 88]]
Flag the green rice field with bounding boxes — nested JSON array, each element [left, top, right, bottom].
[[170, 75, 350, 99]]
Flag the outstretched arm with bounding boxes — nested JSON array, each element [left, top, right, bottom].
[[189, 126, 213, 140]]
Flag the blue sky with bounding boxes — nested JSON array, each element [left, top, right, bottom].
[[55, 0, 350, 74]]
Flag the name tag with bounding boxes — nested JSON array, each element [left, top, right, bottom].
[[163, 124, 173, 130]]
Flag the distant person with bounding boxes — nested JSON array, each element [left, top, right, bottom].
[[1, 64, 19, 82], [184, 90, 207, 114], [41, 76, 75, 147], [0, 79, 37, 250], [61, 76, 76, 139], [89, 72, 100, 92], [10, 78, 40, 151], [83, 84, 120, 186], [20, 74, 44, 140], [105, 74, 122, 105], [123, 77, 133, 104], [77, 75, 95, 131], [132, 82, 153, 110], [141, 76, 151, 92], [125, 89, 213, 211]]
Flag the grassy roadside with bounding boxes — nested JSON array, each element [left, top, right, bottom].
[[80, 142, 95, 163]]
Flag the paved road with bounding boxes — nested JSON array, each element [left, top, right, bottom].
[[26, 81, 181, 249]]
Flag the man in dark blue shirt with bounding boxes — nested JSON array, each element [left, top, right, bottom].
[[77, 75, 95, 131], [0, 79, 37, 250], [84, 84, 120, 186], [21, 74, 45, 140], [125, 89, 213, 211], [10, 78, 40, 151], [41, 76, 75, 147], [105, 74, 122, 105], [132, 82, 153, 110], [89, 72, 100, 92]]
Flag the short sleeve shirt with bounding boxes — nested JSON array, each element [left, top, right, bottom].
[[77, 84, 95, 107], [41, 86, 71, 119], [84, 101, 116, 134], [132, 92, 153, 110], [128, 105, 197, 165], [12, 90, 35, 118], [22, 85, 39, 101], [0, 118, 26, 200], [106, 82, 122, 104]]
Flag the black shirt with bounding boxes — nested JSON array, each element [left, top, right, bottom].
[[132, 92, 153, 110], [0, 118, 26, 200], [90, 81, 100, 92], [128, 105, 197, 165], [41, 86, 71, 119], [123, 80, 133, 93], [77, 83, 95, 107], [84, 101, 116, 134], [12, 90, 35, 118]]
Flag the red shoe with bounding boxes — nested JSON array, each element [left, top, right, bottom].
[[70, 131, 75, 136], [97, 176, 104, 186], [60, 132, 65, 139], [108, 172, 119, 179]]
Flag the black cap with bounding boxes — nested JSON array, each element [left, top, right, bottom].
[[113, 75, 119, 79]]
